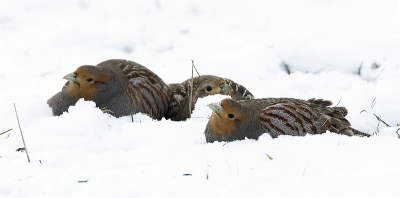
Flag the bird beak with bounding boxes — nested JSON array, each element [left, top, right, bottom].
[[63, 72, 77, 83], [219, 83, 232, 95], [207, 102, 222, 116]]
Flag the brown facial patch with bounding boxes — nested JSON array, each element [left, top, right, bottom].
[[64, 66, 111, 100], [205, 78, 227, 95], [208, 99, 249, 136]]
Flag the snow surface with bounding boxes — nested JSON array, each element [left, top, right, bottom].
[[1, 0, 400, 197]]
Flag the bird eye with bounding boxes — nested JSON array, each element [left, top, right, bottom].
[[227, 113, 235, 119], [86, 78, 93, 82], [206, 86, 212, 92]]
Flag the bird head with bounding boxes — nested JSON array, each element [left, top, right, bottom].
[[198, 77, 232, 98], [207, 98, 250, 137], [62, 65, 111, 101]]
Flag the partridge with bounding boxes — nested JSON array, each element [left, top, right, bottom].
[[48, 59, 172, 120], [166, 75, 254, 121], [205, 98, 371, 142]]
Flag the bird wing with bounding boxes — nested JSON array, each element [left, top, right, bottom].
[[259, 102, 326, 138], [122, 65, 171, 120]]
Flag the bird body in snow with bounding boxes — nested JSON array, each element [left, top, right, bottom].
[[205, 97, 370, 142], [167, 75, 254, 121], [48, 59, 172, 120]]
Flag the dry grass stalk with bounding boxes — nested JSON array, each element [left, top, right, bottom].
[[13, 103, 30, 163]]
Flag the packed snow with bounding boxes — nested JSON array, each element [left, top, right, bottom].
[[1, 0, 400, 197]]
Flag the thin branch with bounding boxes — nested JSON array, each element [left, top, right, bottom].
[[193, 63, 201, 77], [357, 61, 363, 76], [13, 104, 30, 163], [265, 153, 273, 160], [371, 97, 376, 109], [334, 98, 342, 107], [372, 68, 385, 82], [373, 113, 391, 127], [313, 65, 330, 74], [189, 60, 195, 116], [0, 128, 12, 136], [375, 121, 380, 136], [280, 60, 291, 75]]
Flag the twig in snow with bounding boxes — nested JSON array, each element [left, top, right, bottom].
[[337, 136, 345, 145], [280, 60, 291, 75], [356, 61, 363, 76], [334, 98, 342, 107], [371, 62, 380, 70], [206, 161, 211, 180], [374, 121, 380, 136], [313, 65, 330, 74], [265, 153, 273, 160], [189, 60, 195, 116], [372, 68, 385, 82], [193, 63, 200, 77], [371, 97, 377, 108], [302, 165, 309, 177], [0, 128, 12, 136], [13, 104, 30, 163], [373, 113, 391, 127]]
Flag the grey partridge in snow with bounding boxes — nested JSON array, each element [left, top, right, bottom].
[[48, 59, 172, 120], [205, 97, 371, 142], [166, 75, 254, 121]]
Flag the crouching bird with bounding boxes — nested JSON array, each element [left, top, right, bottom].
[[47, 59, 172, 120], [166, 75, 254, 121], [205, 98, 371, 143]]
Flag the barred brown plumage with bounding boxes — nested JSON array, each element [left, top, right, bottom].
[[205, 97, 371, 142], [166, 75, 254, 121], [48, 59, 172, 120]]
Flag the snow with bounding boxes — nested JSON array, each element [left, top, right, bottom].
[[1, 0, 400, 197]]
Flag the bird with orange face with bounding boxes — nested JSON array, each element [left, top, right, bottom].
[[166, 75, 254, 121], [48, 59, 172, 120], [205, 98, 371, 142]]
